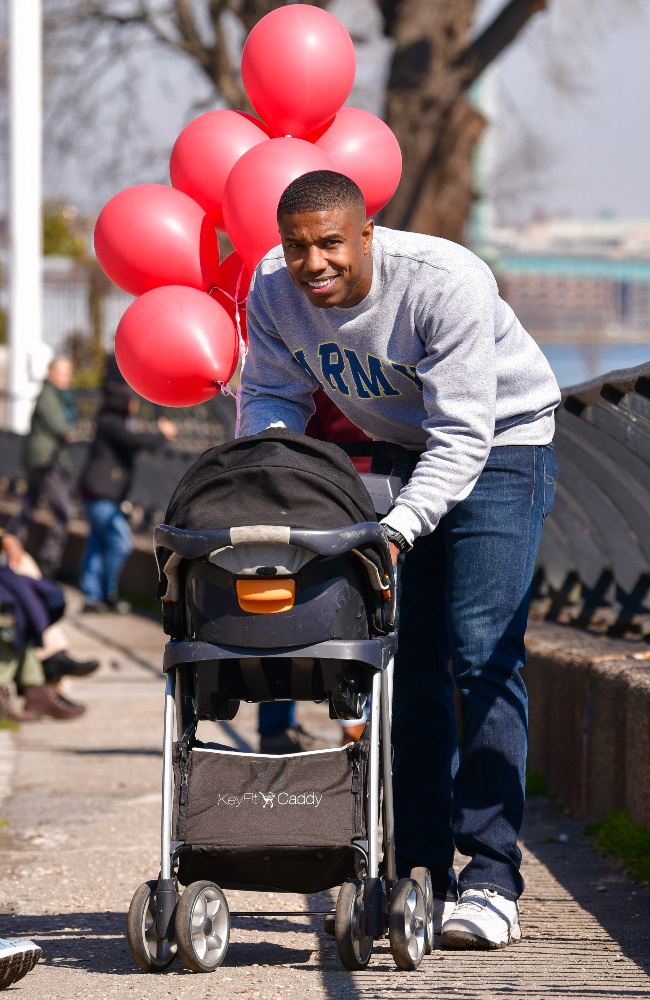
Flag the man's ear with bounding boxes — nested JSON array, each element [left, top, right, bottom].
[[362, 218, 374, 253]]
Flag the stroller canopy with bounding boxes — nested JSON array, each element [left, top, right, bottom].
[[165, 429, 377, 531]]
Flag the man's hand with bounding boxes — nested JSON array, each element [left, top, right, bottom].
[[158, 417, 178, 441], [382, 524, 410, 566]]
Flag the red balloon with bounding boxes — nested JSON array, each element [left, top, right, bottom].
[[222, 138, 335, 273], [315, 108, 403, 217], [241, 6, 356, 139], [216, 251, 251, 306], [115, 286, 239, 407], [94, 184, 220, 297], [234, 111, 273, 137], [170, 110, 269, 230], [304, 117, 336, 143], [211, 252, 250, 344]]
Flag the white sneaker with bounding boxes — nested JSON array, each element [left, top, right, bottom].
[[433, 897, 458, 935], [440, 889, 522, 949], [0, 938, 42, 988]]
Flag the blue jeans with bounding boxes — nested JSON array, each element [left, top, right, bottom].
[[80, 499, 133, 603], [258, 701, 297, 736], [392, 444, 557, 900]]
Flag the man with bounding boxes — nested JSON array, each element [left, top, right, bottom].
[[239, 170, 560, 949], [8, 357, 77, 579]]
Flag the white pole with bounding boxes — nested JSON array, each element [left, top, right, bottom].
[[8, 0, 43, 433]]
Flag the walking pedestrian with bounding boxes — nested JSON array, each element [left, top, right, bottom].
[[238, 170, 561, 948], [78, 377, 177, 614], [7, 357, 77, 579]]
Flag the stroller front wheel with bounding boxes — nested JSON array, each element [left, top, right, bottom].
[[410, 867, 434, 954], [126, 881, 178, 973], [175, 880, 230, 973], [388, 878, 426, 970], [335, 879, 373, 971]]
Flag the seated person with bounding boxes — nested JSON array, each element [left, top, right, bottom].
[[2, 531, 99, 684], [0, 555, 86, 721]]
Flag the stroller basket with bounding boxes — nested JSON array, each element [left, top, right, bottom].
[[173, 740, 369, 894]]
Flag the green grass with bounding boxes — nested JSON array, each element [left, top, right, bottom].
[[585, 810, 650, 884]]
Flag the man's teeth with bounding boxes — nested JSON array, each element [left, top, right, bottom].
[[308, 277, 335, 288]]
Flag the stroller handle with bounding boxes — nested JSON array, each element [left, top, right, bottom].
[[154, 521, 391, 563]]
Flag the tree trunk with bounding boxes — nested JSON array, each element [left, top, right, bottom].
[[380, 0, 483, 243], [380, 0, 547, 244]]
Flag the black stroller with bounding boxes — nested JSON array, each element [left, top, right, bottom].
[[126, 430, 433, 973]]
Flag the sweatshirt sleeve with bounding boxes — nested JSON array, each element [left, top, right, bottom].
[[382, 265, 498, 543], [238, 276, 318, 437]]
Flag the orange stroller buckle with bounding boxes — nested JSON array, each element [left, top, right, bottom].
[[236, 578, 296, 613]]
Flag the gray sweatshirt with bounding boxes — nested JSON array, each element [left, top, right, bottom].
[[239, 226, 561, 543]]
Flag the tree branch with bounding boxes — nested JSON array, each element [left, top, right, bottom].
[[455, 0, 547, 86]]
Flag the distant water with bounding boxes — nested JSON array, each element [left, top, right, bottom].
[[539, 343, 650, 389]]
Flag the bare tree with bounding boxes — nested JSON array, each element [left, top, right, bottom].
[[378, 1, 547, 241], [38, 0, 632, 242]]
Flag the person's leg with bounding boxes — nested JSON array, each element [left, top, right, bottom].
[[391, 527, 458, 900], [6, 470, 43, 546], [258, 701, 297, 736], [20, 645, 86, 719], [442, 445, 556, 903], [36, 468, 75, 578], [79, 500, 108, 604], [100, 504, 134, 603]]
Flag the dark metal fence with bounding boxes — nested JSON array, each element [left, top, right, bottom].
[[0, 390, 237, 529], [534, 361, 650, 637], [3, 365, 650, 640]]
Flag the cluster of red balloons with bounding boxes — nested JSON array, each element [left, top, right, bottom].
[[94, 5, 402, 407]]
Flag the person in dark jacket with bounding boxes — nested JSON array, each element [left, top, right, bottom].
[[78, 381, 176, 613], [7, 357, 77, 579]]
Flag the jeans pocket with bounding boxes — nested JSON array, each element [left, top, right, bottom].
[[542, 446, 558, 520]]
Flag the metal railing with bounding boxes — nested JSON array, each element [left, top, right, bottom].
[[0, 389, 237, 530], [534, 360, 650, 637], [3, 365, 650, 640]]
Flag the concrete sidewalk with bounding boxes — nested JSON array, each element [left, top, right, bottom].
[[1, 596, 649, 999]]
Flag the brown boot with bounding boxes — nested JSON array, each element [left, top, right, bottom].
[[0, 686, 38, 723], [23, 685, 86, 720]]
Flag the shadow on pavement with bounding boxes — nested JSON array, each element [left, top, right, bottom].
[[1, 909, 335, 978], [523, 798, 650, 975]]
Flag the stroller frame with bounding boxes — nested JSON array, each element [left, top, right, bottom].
[[127, 468, 432, 974]]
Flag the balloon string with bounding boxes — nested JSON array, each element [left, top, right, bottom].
[[233, 262, 248, 438]]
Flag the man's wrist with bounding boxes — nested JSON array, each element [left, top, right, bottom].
[[382, 524, 412, 554]]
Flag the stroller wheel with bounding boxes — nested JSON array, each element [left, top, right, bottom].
[[175, 880, 230, 973], [410, 867, 434, 954], [388, 878, 426, 971], [335, 879, 373, 971], [126, 881, 178, 973]]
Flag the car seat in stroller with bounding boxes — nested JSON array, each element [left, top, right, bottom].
[[126, 430, 432, 975]]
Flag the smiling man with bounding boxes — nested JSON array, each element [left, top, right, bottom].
[[238, 170, 561, 950]]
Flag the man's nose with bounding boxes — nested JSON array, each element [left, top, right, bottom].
[[304, 246, 326, 272]]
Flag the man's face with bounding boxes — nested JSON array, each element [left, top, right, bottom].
[[49, 359, 73, 390], [278, 207, 374, 309]]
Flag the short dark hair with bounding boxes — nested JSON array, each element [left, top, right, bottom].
[[277, 170, 366, 220]]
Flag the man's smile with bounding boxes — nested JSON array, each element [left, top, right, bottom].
[[305, 275, 339, 293]]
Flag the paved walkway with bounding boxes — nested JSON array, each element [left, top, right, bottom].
[[1, 595, 650, 998]]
